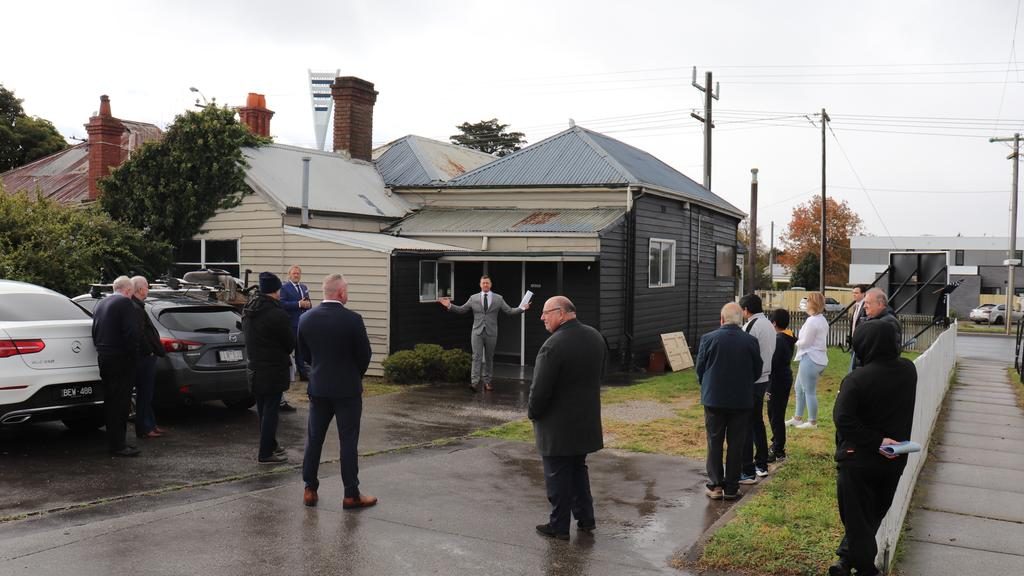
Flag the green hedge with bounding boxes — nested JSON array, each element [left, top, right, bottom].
[[383, 344, 472, 384]]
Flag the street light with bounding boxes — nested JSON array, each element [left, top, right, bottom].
[[189, 86, 210, 108]]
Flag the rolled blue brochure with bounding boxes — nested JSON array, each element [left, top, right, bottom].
[[879, 441, 921, 456]]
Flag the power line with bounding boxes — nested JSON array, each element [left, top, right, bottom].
[[827, 124, 897, 249]]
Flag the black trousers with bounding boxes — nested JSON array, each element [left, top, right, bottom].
[[541, 454, 595, 533], [704, 406, 750, 494], [303, 395, 362, 498], [742, 381, 770, 475], [255, 391, 283, 459], [835, 464, 904, 575], [98, 353, 136, 452], [767, 375, 793, 456]]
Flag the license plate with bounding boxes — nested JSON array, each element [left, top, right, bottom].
[[60, 385, 94, 400], [218, 349, 244, 363]]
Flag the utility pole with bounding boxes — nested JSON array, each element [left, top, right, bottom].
[[769, 220, 775, 290], [990, 133, 1021, 335], [748, 168, 759, 293], [819, 108, 830, 293], [691, 67, 719, 190]]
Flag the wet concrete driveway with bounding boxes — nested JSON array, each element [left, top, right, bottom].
[[1, 379, 731, 574]]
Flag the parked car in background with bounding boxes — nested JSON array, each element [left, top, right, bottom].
[[969, 303, 997, 323], [799, 296, 845, 313], [979, 303, 1023, 325], [73, 287, 254, 410], [0, 280, 104, 430]]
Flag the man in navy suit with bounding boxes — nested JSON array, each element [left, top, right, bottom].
[[297, 273, 376, 509], [279, 264, 310, 412]]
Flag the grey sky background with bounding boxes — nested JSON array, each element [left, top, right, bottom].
[[4, 1, 1023, 246]]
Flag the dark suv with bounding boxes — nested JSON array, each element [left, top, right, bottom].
[[73, 290, 253, 410]]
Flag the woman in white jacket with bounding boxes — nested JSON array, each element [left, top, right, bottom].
[[787, 292, 829, 429]]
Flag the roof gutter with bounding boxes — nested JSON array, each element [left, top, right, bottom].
[[624, 184, 646, 368]]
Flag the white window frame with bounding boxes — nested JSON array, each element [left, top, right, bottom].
[[175, 239, 240, 274], [648, 238, 676, 288], [419, 260, 454, 302]]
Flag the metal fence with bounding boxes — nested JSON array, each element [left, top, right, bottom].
[[872, 323, 957, 571], [788, 312, 948, 353]]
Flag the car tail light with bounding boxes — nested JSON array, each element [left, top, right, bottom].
[[161, 338, 203, 353], [0, 339, 46, 358]]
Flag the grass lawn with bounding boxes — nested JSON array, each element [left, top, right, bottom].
[[1007, 367, 1024, 409], [956, 321, 1011, 334], [473, 346, 921, 576]]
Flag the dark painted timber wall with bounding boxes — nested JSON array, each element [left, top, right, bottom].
[[389, 255, 482, 354]]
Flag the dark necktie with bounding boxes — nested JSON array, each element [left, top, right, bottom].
[[483, 293, 489, 311]]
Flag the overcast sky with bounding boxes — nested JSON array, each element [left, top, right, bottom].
[[5, 1, 1023, 246]]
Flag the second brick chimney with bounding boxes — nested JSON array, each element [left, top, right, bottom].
[[331, 76, 377, 161], [238, 92, 274, 137], [85, 95, 126, 201]]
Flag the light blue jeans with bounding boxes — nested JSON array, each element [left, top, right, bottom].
[[794, 355, 826, 422]]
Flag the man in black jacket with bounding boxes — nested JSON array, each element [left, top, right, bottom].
[[298, 273, 374, 509], [766, 308, 797, 462], [696, 302, 763, 500], [131, 276, 166, 439], [830, 321, 917, 576], [528, 296, 606, 541], [91, 275, 141, 457], [242, 272, 295, 465], [853, 288, 903, 367]]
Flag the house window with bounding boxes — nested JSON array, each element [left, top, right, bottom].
[[173, 239, 240, 278], [419, 261, 453, 302], [954, 250, 964, 266], [648, 239, 676, 288], [716, 245, 736, 278]]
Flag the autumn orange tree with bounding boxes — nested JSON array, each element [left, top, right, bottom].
[[779, 196, 863, 287]]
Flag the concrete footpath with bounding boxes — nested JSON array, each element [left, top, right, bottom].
[[899, 335, 1024, 574]]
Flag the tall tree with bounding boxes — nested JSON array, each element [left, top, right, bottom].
[[789, 253, 820, 291], [0, 84, 68, 171], [779, 196, 863, 287], [450, 118, 526, 157], [100, 104, 267, 265]]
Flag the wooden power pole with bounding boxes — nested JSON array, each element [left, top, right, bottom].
[[691, 68, 719, 190]]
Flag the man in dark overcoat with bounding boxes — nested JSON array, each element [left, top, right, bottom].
[[242, 272, 295, 464], [91, 275, 141, 456], [528, 296, 606, 541], [298, 273, 374, 509], [696, 302, 763, 500]]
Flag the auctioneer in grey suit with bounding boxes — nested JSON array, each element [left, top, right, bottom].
[[446, 283, 525, 391]]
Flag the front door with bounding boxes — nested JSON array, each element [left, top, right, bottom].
[[486, 261, 523, 362]]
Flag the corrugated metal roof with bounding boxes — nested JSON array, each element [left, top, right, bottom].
[[373, 135, 495, 186], [244, 144, 412, 219], [447, 125, 743, 217], [283, 225, 469, 253], [385, 208, 625, 234], [1, 120, 162, 205]]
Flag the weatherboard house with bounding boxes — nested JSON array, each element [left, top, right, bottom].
[[2, 77, 744, 376]]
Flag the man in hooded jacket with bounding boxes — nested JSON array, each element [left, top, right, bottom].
[[242, 272, 295, 464], [830, 320, 917, 576]]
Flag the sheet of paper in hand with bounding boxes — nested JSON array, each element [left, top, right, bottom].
[[879, 441, 921, 456]]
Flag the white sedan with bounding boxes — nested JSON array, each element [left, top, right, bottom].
[[0, 280, 104, 429]]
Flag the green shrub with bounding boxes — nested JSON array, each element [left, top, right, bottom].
[[441, 348, 472, 383], [382, 345, 472, 384], [382, 349, 424, 383], [413, 343, 446, 381]]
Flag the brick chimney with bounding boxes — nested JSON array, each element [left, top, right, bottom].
[[331, 76, 377, 161], [85, 95, 126, 201], [238, 92, 274, 137]]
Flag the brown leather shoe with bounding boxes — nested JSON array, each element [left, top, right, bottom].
[[137, 430, 163, 439], [484, 383, 494, 391], [303, 487, 318, 507], [342, 494, 378, 509]]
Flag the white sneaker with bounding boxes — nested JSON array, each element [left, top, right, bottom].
[[755, 467, 769, 478], [784, 418, 802, 427], [796, 421, 818, 430]]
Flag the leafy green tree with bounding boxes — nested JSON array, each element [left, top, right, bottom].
[[0, 186, 166, 296], [0, 84, 68, 171], [789, 252, 820, 291], [450, 118, 526, 157], [99, 104, 267, 256]]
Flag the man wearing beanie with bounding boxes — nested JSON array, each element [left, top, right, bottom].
[[241, 272, 294, 464]]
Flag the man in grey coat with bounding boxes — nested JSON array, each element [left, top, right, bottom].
[[739, 293, 776, 483], [528, 296, 605, 541], [439, 275, 529, 392]]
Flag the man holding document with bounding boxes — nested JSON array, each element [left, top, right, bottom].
[[830, 320, 918, 576], [439, 275, 531, 392]]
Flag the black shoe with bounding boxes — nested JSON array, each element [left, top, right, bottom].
[[279, 400, 297, 413], [535, 523, 569, 540], [273, 446, 286, 456], [722, 491, 740, 501], [468, 383, 479, 393], [767, 450, 786, 463], [577, 520, 596, 533], [258, 453, 288, 464], [110, 446, 140, 457], [827, 558, 851, 576]]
